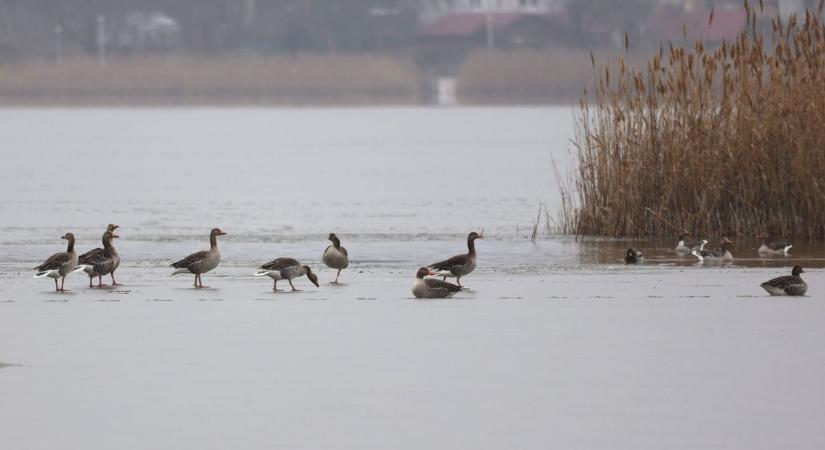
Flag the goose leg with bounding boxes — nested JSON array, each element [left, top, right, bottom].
[[193, 275, 199, 288], [98, 275, 104, 288], [334, 269, 341, 284], [89, 276, 93, 288], [288, 279, 300, 291], [60, 276, 69, 292], [54, 278, 59, 292], [273, 280, 278, 292], [110, 272, 119, 286], [456, 277, 462, 287]]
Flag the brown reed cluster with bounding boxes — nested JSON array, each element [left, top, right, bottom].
[[563, 2, 825, 240]]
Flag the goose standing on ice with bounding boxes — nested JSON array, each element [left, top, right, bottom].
[[761, 266, 807, 296], [170, 228, 226, 288], [322, 233, 349, 283], [428, 231, 482, 287], [254, 257, 319, 291], [76, 230, 119, 288], [757, 232, 793, 256], [33, 232, 79, 292], [624, 248, 643, 264], [692, 238, 734, 264], [412, 267, 462, 299]]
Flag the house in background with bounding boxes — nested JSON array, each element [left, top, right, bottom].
[[416, 10, 567, 73]]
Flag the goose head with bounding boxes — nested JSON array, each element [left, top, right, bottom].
[[416, 267, 437, 279], [61, 232, 75, 242], [792, 265, 804, 276], [107, 224, 120, 232], [720, 237, 734, 251], [304, 266, 319, 287], [210, 228, 227, 237], [328, 233, 341, 247]]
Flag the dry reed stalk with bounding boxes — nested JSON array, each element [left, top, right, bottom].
[[562, 4, 825, 239]]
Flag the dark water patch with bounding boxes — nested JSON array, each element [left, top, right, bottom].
[[302, 298, 327, 301], [498, 296, 524, 300], [93, 299, 120, 302], [196, 298, 223, 302], [0, 300, 14, 303], [147, 299, 174, 302], [356, 297, 378, 301], [545, 296, 569, 299], [43, 299, 69, 302], [679, 295, 711, 299], [0, 362, 21, 370]]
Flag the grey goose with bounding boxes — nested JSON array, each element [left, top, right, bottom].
[[170, 228, 226, 288], [34, 232, 79, 292]]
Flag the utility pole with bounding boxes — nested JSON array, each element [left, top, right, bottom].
[[54, 25, 63, 62], [485, 0, 495, 49], [96, 14, 106, 66]]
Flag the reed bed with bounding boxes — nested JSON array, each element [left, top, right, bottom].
[[562, 3, 825, 239], [0, 54, 421, 105], [456, 48, 642, 104]]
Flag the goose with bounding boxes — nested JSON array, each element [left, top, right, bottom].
[[254, 257, 319, 291], [624, 248, 643, 264], [692, 238, 734, 263], [412, 267, 462, 299], [757, 232, 792, 256], [322, 233, 349, 283], [33, 232, 79, 292], [76, 230, 119, 288], [761, 266, 807, 296], [170, 228, 226, 288], [428, 231, 482, 287]]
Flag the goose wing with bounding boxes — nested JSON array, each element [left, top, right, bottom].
[[35, 252, 71, 271], [761, 275, 805, 293], [429, 254, 468, 271], [424, 278, 462, 292], [260, 257, 300, 271], [766, 240, 790, 251], [79, 247, 106, 265], [171, 250, 209, 269]]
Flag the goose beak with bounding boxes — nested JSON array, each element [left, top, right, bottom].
[[112, 234, 120, 239], [427, 269, 438, 276]]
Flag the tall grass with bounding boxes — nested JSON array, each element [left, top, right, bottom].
[[563, 3, 825, 239]]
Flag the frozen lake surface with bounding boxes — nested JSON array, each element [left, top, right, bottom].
[[1, 108, 824, 449]]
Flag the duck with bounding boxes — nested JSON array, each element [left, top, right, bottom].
[[624, 248, 643, 264], [760, 266, 807, 296], [692, 238, 734, 263], [322, 233, 349, 283], [76, 230, 119, 288], [170, 228, 226, 288], [412, 267, 463, 299], [757, 232, 792, 256], [674, 232, 692, 253], [675, 231, 708, 253], [254, 257, 319, 291], [33, 232, 79, 292], [428, 231, 482, 287]]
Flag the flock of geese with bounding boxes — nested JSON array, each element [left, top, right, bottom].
[[33, 225, 808, 297], [33, 225, 482, 299], [624, 231, 808, 296]]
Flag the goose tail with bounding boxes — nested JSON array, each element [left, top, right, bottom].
[[170, 268, 191, 276]]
